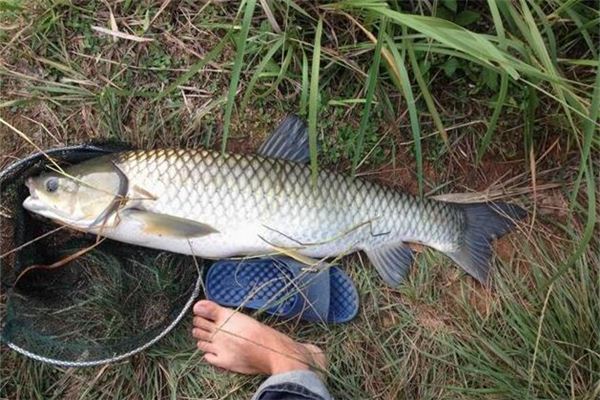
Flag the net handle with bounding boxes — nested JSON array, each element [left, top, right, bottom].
[[1, 263, 202, 368]]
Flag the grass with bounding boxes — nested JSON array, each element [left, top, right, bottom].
[[1, 0, 599, 399], [308, 15, 323, 184]]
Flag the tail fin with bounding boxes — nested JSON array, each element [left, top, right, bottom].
[[446, 202, 527, 284]]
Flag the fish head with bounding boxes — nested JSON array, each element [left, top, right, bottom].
[[23, 156, 127, 229]]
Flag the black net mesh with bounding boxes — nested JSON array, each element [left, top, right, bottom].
[[0, 145, 202, 367]]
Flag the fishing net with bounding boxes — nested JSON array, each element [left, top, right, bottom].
[[0, 145, 202, 367]]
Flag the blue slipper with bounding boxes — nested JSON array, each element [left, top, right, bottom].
[[205, 257, 358, 323]]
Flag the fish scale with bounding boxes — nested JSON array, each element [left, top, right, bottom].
[[113, 149, 464, 256]]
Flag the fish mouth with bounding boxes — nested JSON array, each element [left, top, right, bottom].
[[22, 195, 45, 213], [25, 177, 38, 199], [23, 178, 43, 212], [22, 194, 76, 226]]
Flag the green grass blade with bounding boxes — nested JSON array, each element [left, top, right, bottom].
[[221, 0, 257, 153], [280, 0, 312, 19], [477, 72, 508, 162], [546, 66, 599, 287], [352, 18, 386, 174], [510, 1, 585, 122], [336, 2, 521, 79], [240, 37, 284, 110], [255, 44, 293, 100], [563, 7, 598, 59], [308, 17, 323, 184], [477, 0, 510, 162], [523, 85, 538, 156], [529, 1, 558, 63], [546, 157, 597, 288], [300, 49, 309, 115], [570, 64, 600, 207], [154, 33, 231, 102], [405, 38, 448, 146], [335, 0, 590, 118], [384, 32, 423, 196], [487, 0, 506, 43]]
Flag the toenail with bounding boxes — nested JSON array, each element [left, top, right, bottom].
[[193, 302, 206, 314]]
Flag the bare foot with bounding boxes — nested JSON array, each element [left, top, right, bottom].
[[191, 300, 326, 375]]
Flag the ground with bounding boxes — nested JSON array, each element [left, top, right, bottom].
[[0, 1, 598, 399]]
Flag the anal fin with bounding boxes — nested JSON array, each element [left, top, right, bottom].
[[365, 243, 415, 287]]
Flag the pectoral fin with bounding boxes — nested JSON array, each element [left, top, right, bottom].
[[125, 209, 219, 238]]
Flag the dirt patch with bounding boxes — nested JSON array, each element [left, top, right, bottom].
[[415, 304, 450, 333]]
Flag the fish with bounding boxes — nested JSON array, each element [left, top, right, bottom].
[[22, 115, 526, 286]]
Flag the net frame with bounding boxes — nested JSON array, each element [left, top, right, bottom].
[[0, 144, 202, 367]]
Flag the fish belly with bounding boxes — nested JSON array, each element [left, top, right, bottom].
[[95, 216, 359, 259]]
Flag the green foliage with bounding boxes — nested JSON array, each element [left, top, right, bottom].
[[308, 16, 323, 184], [221, 0, 257, 153]]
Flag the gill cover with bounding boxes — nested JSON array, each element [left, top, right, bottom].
[[23, 155, 129, 230], [88, 160, 129, 227]]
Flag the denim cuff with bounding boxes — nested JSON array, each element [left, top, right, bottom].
[[251, 370, 332, 400]]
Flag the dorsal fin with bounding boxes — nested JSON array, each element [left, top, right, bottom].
[[258, 115, 311, 163]]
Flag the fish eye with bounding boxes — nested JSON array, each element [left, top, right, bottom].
[[45, 177, 59, 193]]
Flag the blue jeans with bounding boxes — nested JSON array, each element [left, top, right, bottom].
[[251, 370, 332, 400]]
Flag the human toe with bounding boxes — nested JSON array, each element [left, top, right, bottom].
[[193, 300, 220, 321], [197, 340, 217, 354], [192, 328, 214, 342], [193, 316, 215, 332], [303, 344, 327, 370]]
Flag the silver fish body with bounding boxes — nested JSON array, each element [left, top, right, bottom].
[[23, 117, 525, 286], [111, 148, 462, 258]]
